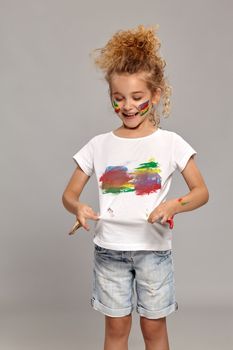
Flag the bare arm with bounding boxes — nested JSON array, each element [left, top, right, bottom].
[[62, 165, 99, 230], [173, 156, 209, 214], [62, 165, 90, 215], [148, 156, 209, 224]]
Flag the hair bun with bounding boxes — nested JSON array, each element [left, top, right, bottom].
[[91, 24, 162, 73]]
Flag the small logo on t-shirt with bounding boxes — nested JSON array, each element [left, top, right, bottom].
[[99, 157, 161, 196]]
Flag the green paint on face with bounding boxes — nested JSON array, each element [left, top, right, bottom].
[[112, 99, 120, 113], [112, 100, 118, 108]]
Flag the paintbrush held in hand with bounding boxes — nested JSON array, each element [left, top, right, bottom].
[[68, 220, 82, 235], [68, 215, 174, 235]]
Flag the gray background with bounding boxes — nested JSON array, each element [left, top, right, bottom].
[[1, 0, 232, 349]]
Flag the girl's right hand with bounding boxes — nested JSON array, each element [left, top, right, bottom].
[[75, 202, 100, 231]]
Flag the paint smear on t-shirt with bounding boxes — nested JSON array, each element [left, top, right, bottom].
[[99, 157, 161, 196]]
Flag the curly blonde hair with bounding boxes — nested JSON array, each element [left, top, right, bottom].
[[90, 24, 172, 127]]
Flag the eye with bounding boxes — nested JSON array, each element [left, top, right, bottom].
[[115, 97, 123, 102], [133, 97, 142, 101]]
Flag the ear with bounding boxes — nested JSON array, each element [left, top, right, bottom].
[[152, 88, 162, 104]]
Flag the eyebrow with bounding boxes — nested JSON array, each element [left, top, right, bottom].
[[113, 91, 144, 95]]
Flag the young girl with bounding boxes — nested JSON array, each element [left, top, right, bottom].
[[62, 24, 209, 350]]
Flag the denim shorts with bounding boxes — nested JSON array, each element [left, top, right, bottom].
[[91, 244, 178, 319]]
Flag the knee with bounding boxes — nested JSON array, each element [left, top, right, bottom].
[[105, 314, 132, 339], [140, 316, 167, 341]]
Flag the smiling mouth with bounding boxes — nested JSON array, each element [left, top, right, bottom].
[[122, 112, 139, 118]]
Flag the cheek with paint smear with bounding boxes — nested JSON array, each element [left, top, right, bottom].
[[112, 99, 151, 116], [112, 100, 120, 113], [137, 100, 150, 116]]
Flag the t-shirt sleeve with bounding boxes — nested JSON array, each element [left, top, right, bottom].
[[172, 132, 197, 172], [72, 138, 94, 176]]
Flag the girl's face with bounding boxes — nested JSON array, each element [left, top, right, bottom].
[[110, 72, 161, 128]]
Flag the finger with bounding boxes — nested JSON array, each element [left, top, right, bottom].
[[154, 212, 164, 222], [160, 216, 168, 225], [88, 207, 99, 216], [86, 207, 94, 214], [86, 209, 100, 220], [86, 208, 100, 218], [85, 214, 100, 221], [148, 215, 161, 224], [91, 212, 100, 219], [78, 217, 89, 231], [90, 212, 99, 219]]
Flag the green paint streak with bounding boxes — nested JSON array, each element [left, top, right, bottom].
[[112, 100, 119, 108], [139, 107, 149, 116], [103, 187, 134, 194], [136, 161, 159, 169], [180, 201, 189, 206]]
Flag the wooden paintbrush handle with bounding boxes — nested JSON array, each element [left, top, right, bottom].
[[68, 220, 82, 235]]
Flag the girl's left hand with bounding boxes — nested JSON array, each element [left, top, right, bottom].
[[147, 199, 178, 225]]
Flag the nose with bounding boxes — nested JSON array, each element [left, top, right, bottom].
[[122, 99, 133, 111]]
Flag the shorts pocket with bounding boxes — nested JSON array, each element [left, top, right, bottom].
[[94, 244, 108, 254], [152, 250, 171, 257], [152, 249, 172, 265]]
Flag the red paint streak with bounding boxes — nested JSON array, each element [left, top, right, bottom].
[[135, 182, 161, 195], [138, 100, 149, 110], [100, 169, 132, 186]]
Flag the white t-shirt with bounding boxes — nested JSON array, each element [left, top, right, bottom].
[[72, 128, 197, 251]]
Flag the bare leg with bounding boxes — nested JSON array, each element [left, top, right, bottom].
[[104, 314, 132, 350], [140, 316, 170, 350]]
